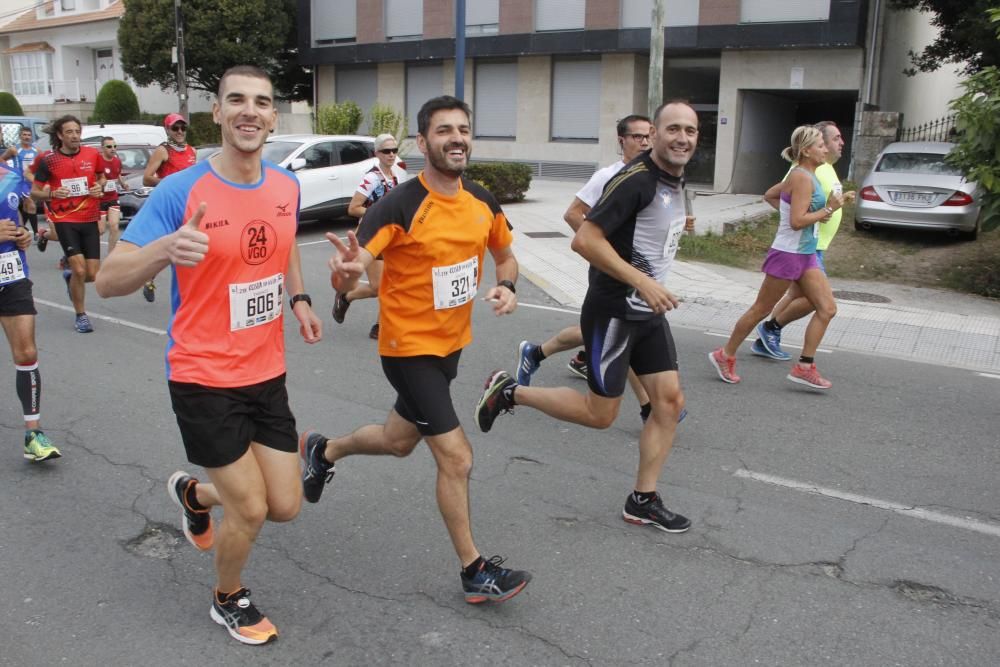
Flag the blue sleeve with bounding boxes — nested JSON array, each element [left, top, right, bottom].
[[120, 177, 188, 247]]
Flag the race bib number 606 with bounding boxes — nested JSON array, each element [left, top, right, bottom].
[[432, 256, 478, 310], [229, 273, 283, 331]]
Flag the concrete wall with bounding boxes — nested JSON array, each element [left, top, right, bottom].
[[715, 48, 864, 192], [876, 7, 965, 128], [850, 110, 901, 183]]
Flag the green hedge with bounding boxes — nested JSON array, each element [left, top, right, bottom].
[[464, 162, 532, 203], [91, 80, 140, 123], [317, 100, 363, 135], [0, 92, 24, 115]]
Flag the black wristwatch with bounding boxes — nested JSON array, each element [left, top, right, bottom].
[[289, 293, 312, 308], [497, 279, 516, 294]]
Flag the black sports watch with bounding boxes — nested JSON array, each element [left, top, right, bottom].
[[289, 293, 312, 308], [497, 279, 516, 294]]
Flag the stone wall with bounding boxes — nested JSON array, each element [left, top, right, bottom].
[[850, 111, 901, 183]]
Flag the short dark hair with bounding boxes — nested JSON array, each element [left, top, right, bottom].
[[19, 125, 31, 134], [417, 95, 472, 137], [217, 65, 272, 98], [652, 99, 698, 127], [102, 136, 116, 145], [46, 114, 82, 150], [616, 114, 651, 137]]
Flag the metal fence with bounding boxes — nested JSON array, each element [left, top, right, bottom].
[[897, 114, 958, 143]]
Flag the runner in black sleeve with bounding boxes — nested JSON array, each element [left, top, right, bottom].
[[476, 102, 700, 534]]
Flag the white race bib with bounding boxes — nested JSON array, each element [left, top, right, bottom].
[[0, 250, 25, 285], [662, 220, 686, 264], [229, 273, 283, 331], [432, 256, 478, 310], [61, 177, 88, 197], [103, 180, 119, 193]]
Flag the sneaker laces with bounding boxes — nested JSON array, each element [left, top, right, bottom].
[[481, 555, 511, 577], [309, 447, 335, 486]]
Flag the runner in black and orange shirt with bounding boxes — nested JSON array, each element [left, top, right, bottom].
[[300, 96, 532, 604], [31, 115, 105, 333]]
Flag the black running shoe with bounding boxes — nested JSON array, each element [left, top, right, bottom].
[[210, 588, 277, 645], [299, 430, 335, 503], [461, 555, 532, 604], [368, 322, 379, 340], [567, 350, 588, 379], [167, 471, 214, 551], [622, 493, 691, 533], [332, 292, 350, 323], [142, 280, 155, 303], [475, 370, 516, 433], [37, 230, 48, 252]]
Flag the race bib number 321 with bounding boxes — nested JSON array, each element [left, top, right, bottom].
[[229, 273, 283, 331], [432, 256, 478, 310]]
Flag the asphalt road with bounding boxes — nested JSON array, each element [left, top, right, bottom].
[[4, 220, 999, 666]]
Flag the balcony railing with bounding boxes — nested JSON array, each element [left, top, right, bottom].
[[50, 79, 99, 102]]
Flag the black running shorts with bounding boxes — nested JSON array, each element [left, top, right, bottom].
[[0, 279, 36, 317], [380, 351, 462, 436], [580, 305, 679, 398], [99, 200, 120, 212], [168, 373, 298, 468], [55, 221, 101, 260]]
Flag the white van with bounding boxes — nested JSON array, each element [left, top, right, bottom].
[[81, 124, 167, 146]]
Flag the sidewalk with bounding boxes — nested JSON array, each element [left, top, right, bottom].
[[505, 179, 1000, 373]]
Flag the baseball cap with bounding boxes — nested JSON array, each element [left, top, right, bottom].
[[164, 113, 188, 129]]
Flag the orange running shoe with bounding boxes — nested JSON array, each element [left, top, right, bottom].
[[708, 348, 741, 384], [210, 588, 278, 645], [167, 471, 214, 551], [787, 363, 832, 390]]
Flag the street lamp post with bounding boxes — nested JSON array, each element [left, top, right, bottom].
[[647, 0, 665, 119]]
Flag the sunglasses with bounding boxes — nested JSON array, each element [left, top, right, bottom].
[[624, 133, 652, 142], [378, 148, 399, 155], [104, 144, 117, 149], [170, 125, 187, 132]]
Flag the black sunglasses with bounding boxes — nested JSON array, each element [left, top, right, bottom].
[[378, 147, 399, 154], [104, 144, 117, 149], [170, 125, 187, 132]]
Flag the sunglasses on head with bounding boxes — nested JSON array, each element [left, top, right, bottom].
[[171, 125, 187, 132], [378, 147, 399, 154]]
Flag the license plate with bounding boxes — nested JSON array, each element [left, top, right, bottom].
[[890, 191, 934, 204]]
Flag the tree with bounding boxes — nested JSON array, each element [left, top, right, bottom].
[[91, 80, 141, 123], [946, 7, 1000, 232], [890, 0, 1000, 75], [0, 92, 24, 115], [118, 0, 311, 102]]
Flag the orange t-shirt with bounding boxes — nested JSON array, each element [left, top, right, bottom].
[[357, 173, 513, 358]]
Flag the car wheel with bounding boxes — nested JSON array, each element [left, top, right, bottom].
[[854, 219, 866, 232]]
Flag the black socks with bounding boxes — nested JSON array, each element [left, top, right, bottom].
[[799, 355, 814, 364], [639, 403, 652, 422], [531, 346, 546, 364], [463, 556, 484, 578], [15, 362, 40, 420], [764, 318, 783, 332]]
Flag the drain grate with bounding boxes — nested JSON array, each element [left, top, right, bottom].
[[524, 231, 567, 239], [832, 290, 891, 304]]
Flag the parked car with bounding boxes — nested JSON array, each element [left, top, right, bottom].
[[855, 141, 982, 240], [119, 134, 401, 225], [0, 115, 50, 151], [81, 124, 168, 146]]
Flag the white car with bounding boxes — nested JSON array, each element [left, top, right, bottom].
[[263, 134, 405, 221], [81, 124, 167, 146], [120, 134, 405, 224]]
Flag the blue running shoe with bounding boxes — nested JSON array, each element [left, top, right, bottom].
[[75, 313, 93, 333], [754, 322, 791, 360], [516, 341, 540, 386], [750, 339, 773, 359]]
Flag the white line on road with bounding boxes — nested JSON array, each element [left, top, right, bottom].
[[35, 299, 167, 336], [977, 372, 1000, 380], [734, 468, 1000, 538], [703, 331, 831, 354]]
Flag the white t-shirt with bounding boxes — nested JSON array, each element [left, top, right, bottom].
[[575, 160, 625, 208]]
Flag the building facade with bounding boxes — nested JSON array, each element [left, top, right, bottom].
[[300, 0, 968, 193]]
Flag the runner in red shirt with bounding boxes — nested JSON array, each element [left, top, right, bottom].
[[98, 136, 127, 251], [138, 113, 198, 303], [31, 115, 105, 333]]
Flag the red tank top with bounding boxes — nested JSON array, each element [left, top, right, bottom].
[[100, 155, 122, 202], [156, 144, 197, 179]]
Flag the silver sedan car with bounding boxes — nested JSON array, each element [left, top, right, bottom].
[[856, 141, 982, 240]]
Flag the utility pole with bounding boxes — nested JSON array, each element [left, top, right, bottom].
[[454, 0, 466, 101], [647, 0, 665, 119], [174, 0, 189, 117]]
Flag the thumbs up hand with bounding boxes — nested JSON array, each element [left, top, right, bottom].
[[167, 202, 210, 267]]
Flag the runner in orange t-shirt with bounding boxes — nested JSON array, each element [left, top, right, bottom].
[[96, 66, 321, 646], [300, 95, 532, 605]]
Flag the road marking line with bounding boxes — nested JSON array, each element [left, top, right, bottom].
[[35, 299, 167, 336], [703, 331, 830, 353], [515, 302, 580, 315], [734, 469, 1000, 538], [977, 372, 1000, 380]]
